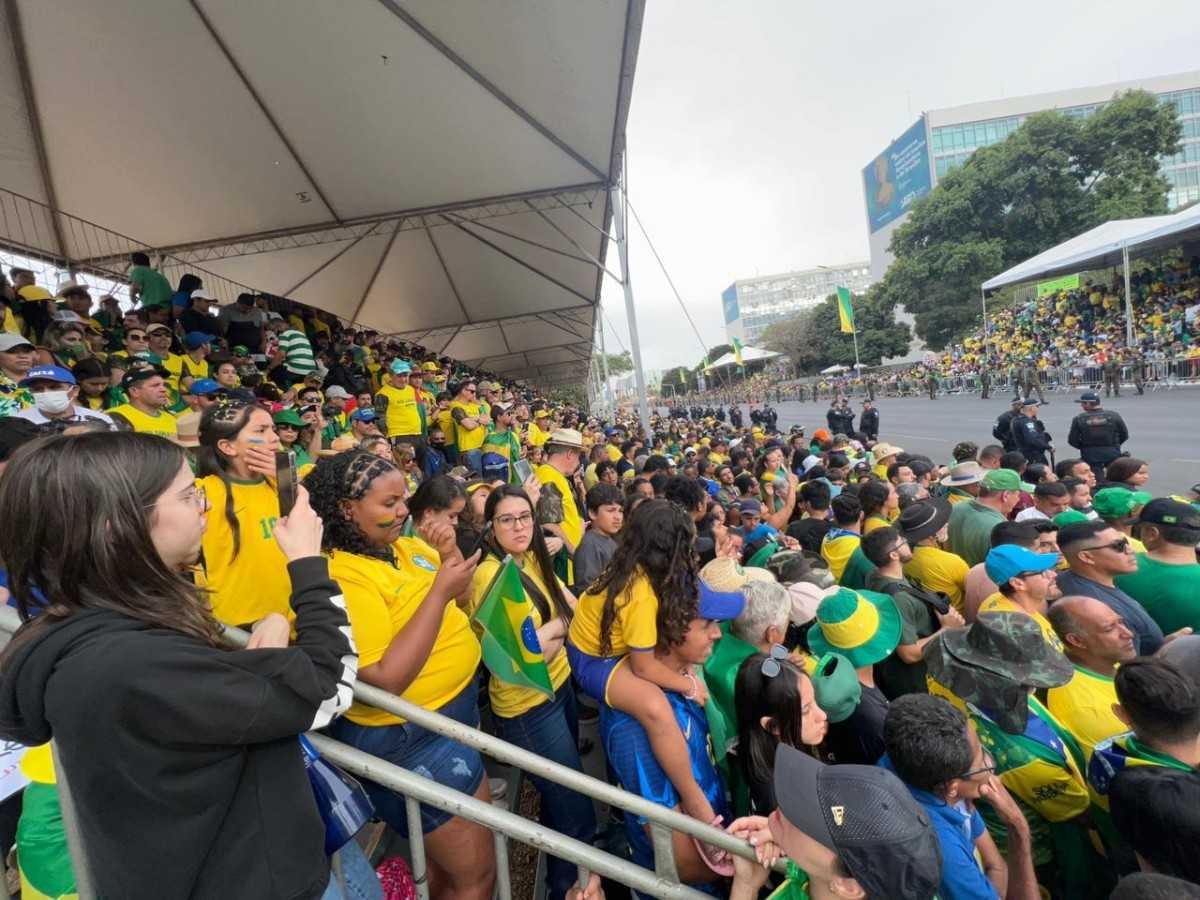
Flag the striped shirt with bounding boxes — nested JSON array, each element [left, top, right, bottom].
[[277, 329, 317, 375]]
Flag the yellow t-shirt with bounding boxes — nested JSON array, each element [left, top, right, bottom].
[[569, 570, 658, 659], [978, 593, 1064, 652], [863, 515, 891, 534], [451, 400, 487, 450], [163, 353, 209, 392], [1046, 664, 1124, 761], [196, 476, 292, 626], [605, 445, 622, 463], [329, 537, 480, 726], [903, 545, 969, 613], [434, 407, 456, 447], [108, 403, 178, 439], [377, 383, 422, 437], [534, 463, 584, 550], [526, 421, 551, 447], [467, 553, 571, 718]]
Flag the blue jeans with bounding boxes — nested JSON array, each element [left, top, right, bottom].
[[493, 684, 597, 900], [461, 448, 483, 475], [329, 683, 485, 834], [320, 839, 383, 900]]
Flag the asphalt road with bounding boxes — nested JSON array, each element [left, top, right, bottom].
[[716, 385, 1200, 494]]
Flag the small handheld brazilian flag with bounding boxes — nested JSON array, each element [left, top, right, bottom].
[[473, 557, 554, 698], [836, 286, 855, 334]]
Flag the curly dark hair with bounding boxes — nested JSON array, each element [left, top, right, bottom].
[[590, 498, 697, 655], [304, 450, 401, 562]]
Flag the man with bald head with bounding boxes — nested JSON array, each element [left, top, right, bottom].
[[1046, 596, 1136, 759]]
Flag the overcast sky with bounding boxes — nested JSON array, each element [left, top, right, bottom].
[[600, 0, 1200, 371]]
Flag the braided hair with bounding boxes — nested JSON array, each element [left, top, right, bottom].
[[591, 498, 698, 655], [304, 450, 402, 562]]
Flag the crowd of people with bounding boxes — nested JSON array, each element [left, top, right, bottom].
[[0, 254, 1198, 900]]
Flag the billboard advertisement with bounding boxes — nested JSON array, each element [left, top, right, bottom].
[[863, 117, 933, 233], [721, 285, 740, 324]]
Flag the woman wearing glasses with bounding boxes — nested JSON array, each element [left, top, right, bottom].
[[465, 484, 594, 900]]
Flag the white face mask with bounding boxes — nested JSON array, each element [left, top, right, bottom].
[[34, 390, 73, 415]]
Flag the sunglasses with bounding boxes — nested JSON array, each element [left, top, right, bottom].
[[127, 333, 148, 341], [760, 643, 789, 678], [1080, 538, 1132, 554]]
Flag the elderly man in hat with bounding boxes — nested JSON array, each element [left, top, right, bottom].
[[534, 428, 586, 570], [940, 460, 985, 506], [926, 613, 1092, 893], [899, 498, 969, 613]]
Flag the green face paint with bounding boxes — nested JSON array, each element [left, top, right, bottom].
[[375, 519, 397, 529]]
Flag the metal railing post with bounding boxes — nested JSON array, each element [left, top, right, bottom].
[[405, 795, 430, 900], [494, 832, 512, 900]]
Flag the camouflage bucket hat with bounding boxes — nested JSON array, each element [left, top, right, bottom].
[[926, 612, 1073, 733]]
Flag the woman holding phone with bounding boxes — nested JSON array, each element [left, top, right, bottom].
[[305, 451, 495, 900], [466, 484, 594, 900], [196, 400, 294, 627]]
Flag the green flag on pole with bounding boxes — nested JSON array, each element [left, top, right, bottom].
[[472, 557, 555, 699], [836, 287, 855, 334], [731, 337, 745, 369]]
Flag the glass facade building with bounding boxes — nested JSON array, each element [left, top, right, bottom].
[[722, 263, 873, 344], [930, 87, 1200, 209]]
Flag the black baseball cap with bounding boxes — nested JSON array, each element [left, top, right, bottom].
[[773, 745, 941, 899], [120, 364, 168, 390], [1138, 498, 1200, 531]]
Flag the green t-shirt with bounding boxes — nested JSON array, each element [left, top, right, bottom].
[[948, 500, 1006, 567], [129, 264, 173, 308], [1116, 554, 1200, 634]]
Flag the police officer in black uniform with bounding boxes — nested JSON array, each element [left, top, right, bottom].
[[992, 398, 1023, 452], [1010, 398, 1053, 465], [729, 404, 742, 428], [1068, 390, 1129, 480], [860, 399, 880, 441]]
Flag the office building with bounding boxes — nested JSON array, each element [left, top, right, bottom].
[[722, 262, 873, 344], [865, 70, 1200, 280]]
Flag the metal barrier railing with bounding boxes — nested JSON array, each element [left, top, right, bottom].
[[0, 605, 773, 900]]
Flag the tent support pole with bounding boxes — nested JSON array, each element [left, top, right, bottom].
[[598, 311, 613, 414], [1122, 246, 1134, 346], [610, 183, 652, 440]]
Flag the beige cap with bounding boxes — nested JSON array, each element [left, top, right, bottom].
[[700, 557, 775, 593]]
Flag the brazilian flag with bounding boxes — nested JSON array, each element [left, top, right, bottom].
[[836, 286, 855, 334], [731, 337, 745, 370], [473, 557, 554, 699]]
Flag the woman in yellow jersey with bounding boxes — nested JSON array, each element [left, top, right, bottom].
[[859, 479, 898, 532], [467, 485, 595, 900], [194, 402, 295, 628], [306, 451, 495, 900], [407, 474, 466, 535]]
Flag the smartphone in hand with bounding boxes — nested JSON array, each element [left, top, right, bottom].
[[275, 450, 298, 517], [513, 458, 533, 483]]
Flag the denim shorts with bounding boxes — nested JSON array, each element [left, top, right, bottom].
[[329, 682, 485, 834], [566, 643, 627, 705]]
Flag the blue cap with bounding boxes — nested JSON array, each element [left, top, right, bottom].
[[985, 544, 1059, 587], [20, 365, 75, 387], [350, 408, 378, 422], [698, 581, 746, 621], [390, 360, 412, 375], [187, 378, 220, 396], [184, 331, 213, 350]]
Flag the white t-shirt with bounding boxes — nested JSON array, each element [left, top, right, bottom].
[[16, 405, 113, 427], [1014, 507, 1049, 522]]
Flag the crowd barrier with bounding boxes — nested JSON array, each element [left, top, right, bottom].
[[0, 606, 778, 900]]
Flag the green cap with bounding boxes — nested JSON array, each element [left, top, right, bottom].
[[982, 468, 1034, 492], [1092, 488, 1152, 521], [810, 652, 862, 724], [1053, 509, 1091, 527], [272, 408, 305, 428]]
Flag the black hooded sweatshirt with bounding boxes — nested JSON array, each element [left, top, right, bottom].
[[0, 557, 358, 899]]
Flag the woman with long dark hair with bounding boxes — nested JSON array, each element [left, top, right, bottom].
[[305, 451, 495, 900], [195, 401, 294, 627], [734, 654, 829, 814], [1104, 456, 1150, 491], [0, 432, 357, 898], [466, 484, 594, 900]]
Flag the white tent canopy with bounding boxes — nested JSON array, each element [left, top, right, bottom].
[[982, 201, 1200, 292], [705, 345, 780, 370], [0, 0, 645, 383]]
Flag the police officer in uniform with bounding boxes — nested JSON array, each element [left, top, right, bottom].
[[860, 399, 880, 441], [979, 368, 991, 400], [1068, 390, 1129, 480], [1010, 398, 1053, 465], [992, 398, 1024, 452]]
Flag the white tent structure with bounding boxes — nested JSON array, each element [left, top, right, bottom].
[[705, 345, 780, 370], [0, 1, 646, 387]]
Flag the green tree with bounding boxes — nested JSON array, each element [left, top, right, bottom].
[[593, 350, 633, 377], [762, 288, 910, 374], [702, 344, 733, 367], [660, 365, 695, 394], [876, 89, 1181, 349]]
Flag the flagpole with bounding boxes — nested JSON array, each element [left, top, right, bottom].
[[851, 324, 861, 371]]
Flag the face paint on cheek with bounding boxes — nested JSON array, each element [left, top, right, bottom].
[[375, 519, 397, 529]]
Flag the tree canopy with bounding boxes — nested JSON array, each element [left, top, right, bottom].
[[761, 289, 911, 374], [874, 90, 1182, 349], [593, 350, 633, 377]]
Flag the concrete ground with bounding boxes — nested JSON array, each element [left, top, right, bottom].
[[718, 384, 1199, 494]]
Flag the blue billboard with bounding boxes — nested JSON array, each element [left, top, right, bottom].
[[721, 285, 740, 324], [863, 117, 933, 233]]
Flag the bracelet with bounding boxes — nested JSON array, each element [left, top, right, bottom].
[[683, 671, 699, 700]]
